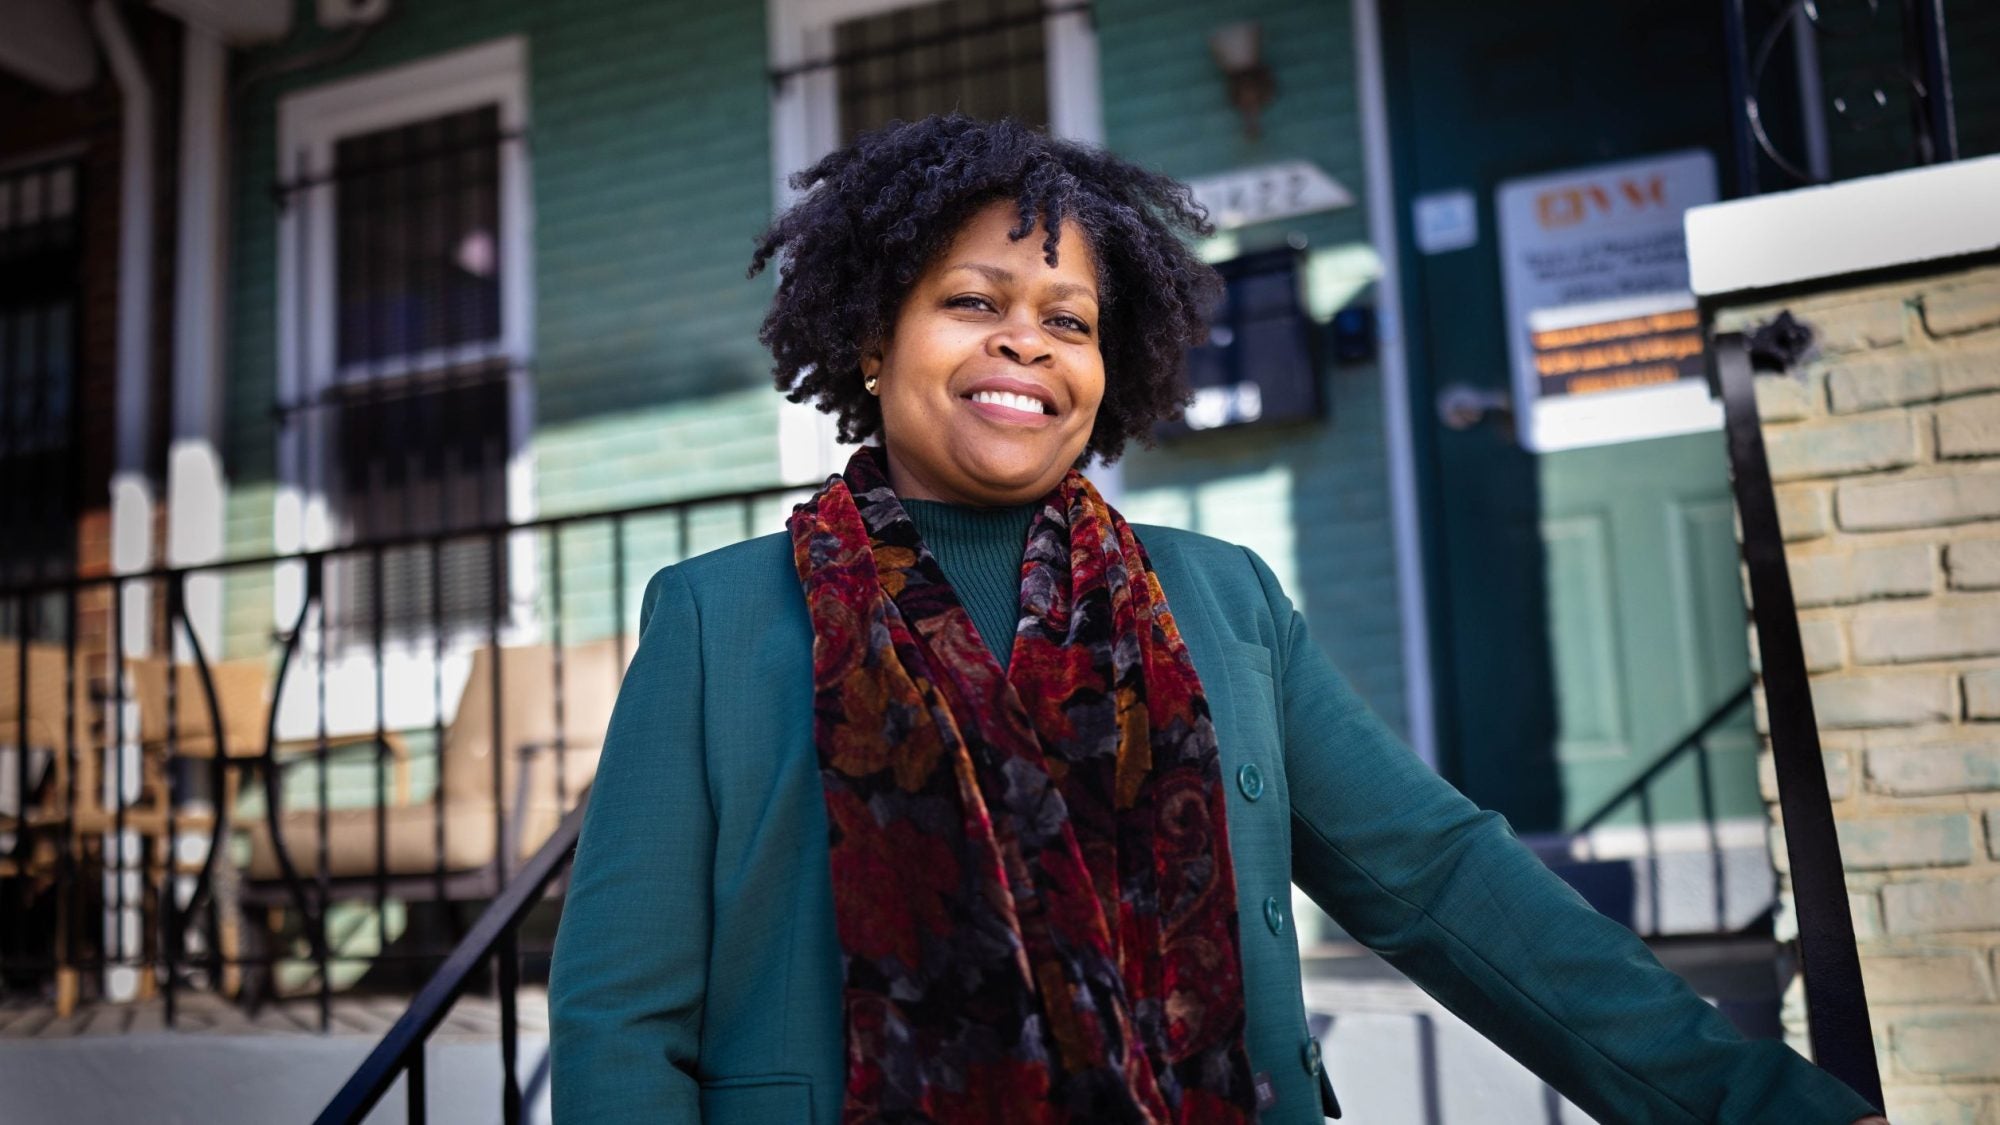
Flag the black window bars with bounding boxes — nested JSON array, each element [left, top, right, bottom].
[[0, 156, 84, 602], [271, 108, 523, 657]]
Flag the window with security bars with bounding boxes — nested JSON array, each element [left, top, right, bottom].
[[318, 103, 513, 648], [326, 368, 511, 649], [0, 160, 80, 600], [833, 0, 1050, 143], [333, 104, 504, 369]]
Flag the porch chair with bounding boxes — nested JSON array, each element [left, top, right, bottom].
[[126, 654, 416, 995], [127, 654, 416, 812], [0, 642, 101, 843], [0, 641, 152, 1013], [239, 636, 626, 902]]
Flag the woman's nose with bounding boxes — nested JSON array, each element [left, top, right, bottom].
[[992, 319, 1052, 365]]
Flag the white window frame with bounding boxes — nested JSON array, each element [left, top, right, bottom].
[[766, 0, 1105, 484], [272, 35, 539, 740]]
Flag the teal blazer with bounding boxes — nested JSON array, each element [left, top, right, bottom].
[[549, 525, 1876, 1124]]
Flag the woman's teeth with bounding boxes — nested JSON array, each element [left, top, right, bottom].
[[970, 390, 1050, 415]]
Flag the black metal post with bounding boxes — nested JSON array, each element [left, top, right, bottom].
[[550, 528, 567, 811], [611, 514, 628, 669], [1693, 737, 1727, 932], [487, 529, 520, 1124], [431, 537, 449, 926], [407, 1045, 427, 1125], [1905, 0, 1958, 164], [110, 579, 126, 969], [314, 554, 332, 1032], [163, 578, 183, 1024], [1710, 331, 1884, 1109], [1721, 0, 1760, 197], [372, 543, 389, 957], [61, 590, 80, 1007], [11, 601, 27, 896]]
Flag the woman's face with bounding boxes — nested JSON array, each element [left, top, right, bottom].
[[863, 199, 1105, 507]]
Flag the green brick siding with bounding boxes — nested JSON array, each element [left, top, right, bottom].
[[217, 0, 1409, 749], [1098, 0, 1409, 737], [222, 0, 783, 657]]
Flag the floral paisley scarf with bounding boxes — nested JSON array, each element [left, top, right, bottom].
[[788, 446, 1258, 1124]]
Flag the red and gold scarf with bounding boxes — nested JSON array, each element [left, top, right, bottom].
[[788, 446, 1258, 1123]]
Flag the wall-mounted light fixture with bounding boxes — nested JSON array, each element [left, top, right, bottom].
[[1208, 21, 1276, 141]]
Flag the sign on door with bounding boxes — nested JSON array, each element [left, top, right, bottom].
[[1497, 150, 1719, 452]]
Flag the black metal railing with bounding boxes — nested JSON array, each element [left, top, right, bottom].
[[315, 792, 587, 1125], [1721, 0, 1959, 195], [0, 481, 806, 1030], [1561, 679, 1757, 936], [1706, 326, 1882, 1108]]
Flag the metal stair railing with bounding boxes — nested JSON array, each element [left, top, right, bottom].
[[1571, 679, 1754, 840], [314, 790, 588, 1125], [1708, 328, 1881, 1108], [1562, 679, 1755, 937], [0, 479, 806, 1030]]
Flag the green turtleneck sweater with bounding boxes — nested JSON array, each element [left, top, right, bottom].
[[901, 498, 1038, 673]]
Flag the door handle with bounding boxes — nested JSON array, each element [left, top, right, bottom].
[[1435, 383, 1513, 431]]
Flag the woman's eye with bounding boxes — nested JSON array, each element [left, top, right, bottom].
[[1049, 315, 1091, 335], [947, 295, 994, 312]]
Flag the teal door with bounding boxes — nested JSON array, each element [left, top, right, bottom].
[[1383, 1, 1770, 834], [1536, 437, 1762, 829]]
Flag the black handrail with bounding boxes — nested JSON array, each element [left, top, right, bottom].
[[1570, 679, 1752, 840], [1558, 679, 1753, 938], [1709, 331, 1882, 1108], [314, 793, 590, 1125]]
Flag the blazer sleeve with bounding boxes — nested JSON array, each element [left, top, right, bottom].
[[1242, 547, 1879, 1124], [550, 564, 712, 1122]]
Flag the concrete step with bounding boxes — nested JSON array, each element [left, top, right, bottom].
[[0, 1031, 553, 1124], [1, 938, 1784, 1124], [0, 989, 554, 1124], [1302, 936, 1787, 1123]]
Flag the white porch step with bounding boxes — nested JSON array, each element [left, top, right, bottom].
[[1303, 936, 1786, 1123]]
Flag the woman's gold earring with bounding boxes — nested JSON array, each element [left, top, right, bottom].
[[864, 373, 880, 395]]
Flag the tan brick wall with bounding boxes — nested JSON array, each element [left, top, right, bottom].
[[1719, 260, 2000, 1120]]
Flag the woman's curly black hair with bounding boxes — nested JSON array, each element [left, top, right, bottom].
[[747, 113, 1223, 464]]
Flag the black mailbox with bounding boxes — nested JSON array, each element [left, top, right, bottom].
[[1155, 246, 1322, 440]]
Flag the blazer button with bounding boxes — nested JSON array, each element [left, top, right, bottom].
[[1263, 895, 1285, 935], [1236, 762, 1264, 801], [1302, 1034, 1323, 1075]]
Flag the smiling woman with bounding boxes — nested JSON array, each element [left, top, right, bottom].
[[745, 113, 1223, 478], [861, 200, 1106, 504], [546, 114, 1889, 1125]]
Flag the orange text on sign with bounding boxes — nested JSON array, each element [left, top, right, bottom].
[[1536, 175, 1669, 229], [1534, 331, 1702, 377]]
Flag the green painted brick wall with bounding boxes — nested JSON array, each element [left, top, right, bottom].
[[221, 0, 785, 657], [1098, 0, 1409, 738], [218, 0, 1409, 751]]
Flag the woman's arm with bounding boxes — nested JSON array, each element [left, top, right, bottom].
[[1242, 547, 1882, 1124], [550, 565, 713, 1121]]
